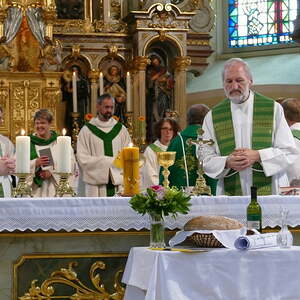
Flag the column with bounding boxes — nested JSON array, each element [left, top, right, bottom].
[[88, 69, 99, 116]]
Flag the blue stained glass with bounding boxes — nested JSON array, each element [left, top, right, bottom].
[[228, 0, 297, 48]]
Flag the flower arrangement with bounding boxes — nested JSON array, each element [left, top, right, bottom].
[[129, 185, 191, 219], [85, 113, 93, 121]]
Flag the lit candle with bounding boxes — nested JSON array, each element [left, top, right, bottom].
[[123, 143, 140, 196], [126, 71, 132, 112], [72, 71, 78, 113], [99, 71, 104, 95], [16, 129, 30, 173], [57, 129, 72, 173]]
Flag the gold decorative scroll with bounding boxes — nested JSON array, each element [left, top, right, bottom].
[[173, 56, 191, 71], [19, 261, 125, 300]]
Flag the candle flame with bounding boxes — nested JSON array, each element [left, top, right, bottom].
[[21, 129, 25, 136], [62, 128, 66, 136], [127, 71, 130, 76], [129, 142, 133, 147], [73, 71, 76, 76], [100, 71, 103, 76]]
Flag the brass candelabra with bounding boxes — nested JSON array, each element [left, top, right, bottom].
[[13, 173, 32, 197], [55, 173, 76, 197]]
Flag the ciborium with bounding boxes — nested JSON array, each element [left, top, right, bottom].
[[157, 151, 176, 188]]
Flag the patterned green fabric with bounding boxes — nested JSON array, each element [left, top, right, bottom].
[[30, 131, 58, 187], [212, 93, 274, 196], [292, 129, 300, 141], [159, 125, 217, 195], [149, 143, 163, 153], [85, 121, 122, 196]]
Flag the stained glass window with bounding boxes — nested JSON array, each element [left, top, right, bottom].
[[228, 0, 298, 48]]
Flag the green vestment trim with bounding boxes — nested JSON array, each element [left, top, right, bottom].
[[85, 121, 122, 196], [212, 93, 274, 196], [149, 143, 164, 153], [0, 144, 4, 197], [30, 131, 58, 187], [159, 124, 217, 195], [292, 129, 300, 141]]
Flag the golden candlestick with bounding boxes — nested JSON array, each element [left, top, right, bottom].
[[13, 173, 32, 197], [157, 152, 176, 188], [55, 173, 76, 197]]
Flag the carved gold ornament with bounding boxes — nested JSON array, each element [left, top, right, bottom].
[[174, 56, 191, 71], [20, 261, 125, 300]]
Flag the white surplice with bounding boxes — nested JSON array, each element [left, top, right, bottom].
[[0, 135, 15, 197], [142, 140, 167, 189], [76, 117, 131, 197], [202, 91, 298, 195], [286, 122, 300, 185], [30, 137, 78, 197]]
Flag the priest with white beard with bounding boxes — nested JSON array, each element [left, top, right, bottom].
[[77, 93, 131, 197], [202, 58, 298, 196]]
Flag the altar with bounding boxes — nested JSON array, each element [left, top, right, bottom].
[[1, 195, 300, 300]]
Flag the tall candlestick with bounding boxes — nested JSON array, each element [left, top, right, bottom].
[[126, 71, 132, 112], [16, 129, 30, 173], [99, 72, 104, 95], [57, 129, 72, 173], [72, 71, 78, 113], [123, 143, 140, 196]]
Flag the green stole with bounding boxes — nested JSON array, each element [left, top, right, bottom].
[[292, 129, 300, 141], [85, 121, 122, 196], [149, 143, 164, 153], [0, 144, 4, 197], [30, 131, 58, 187], [212, 93, 274, 196]]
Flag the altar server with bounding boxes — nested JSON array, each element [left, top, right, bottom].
[[0, 107, 15, 197], [30, 109, 77, 197], [77, 93, 131, 197], [281, 98, 300, 186], [202, 58, 298, 196]]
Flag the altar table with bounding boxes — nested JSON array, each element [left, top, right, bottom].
[[123, 246, 300, 300]]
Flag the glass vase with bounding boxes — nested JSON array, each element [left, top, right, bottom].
[[149, 213, 165, 248], [277, 208, 293, 248]]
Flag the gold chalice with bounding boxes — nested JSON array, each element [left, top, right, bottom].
[[157, 151, 176, 188]]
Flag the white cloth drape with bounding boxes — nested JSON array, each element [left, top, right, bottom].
[[3, 7, 22, 44], [26, 7, 45, 47]]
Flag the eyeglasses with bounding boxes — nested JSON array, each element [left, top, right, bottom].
[[161, 127, 173, 131]]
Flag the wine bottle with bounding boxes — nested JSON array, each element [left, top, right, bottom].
[[247, 186, 262, 233]]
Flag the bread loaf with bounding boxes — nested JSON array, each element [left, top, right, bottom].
[[184, 216, 243, 231]]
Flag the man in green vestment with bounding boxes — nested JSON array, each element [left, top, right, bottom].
[[202, 58, 298, 196], [77, 93, 131, 197], [160, 104, 217, 195], [281, 98, 300, 185]]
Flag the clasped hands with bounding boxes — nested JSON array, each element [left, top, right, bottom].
[[225, 148, 260, 172], [0, 156, 15, 176]]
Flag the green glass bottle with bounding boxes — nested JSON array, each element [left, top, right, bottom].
[[247, 186, 262, 233]]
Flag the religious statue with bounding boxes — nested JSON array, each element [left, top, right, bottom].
[[103, 65, 127, 124], [146, 55, 174, 141]]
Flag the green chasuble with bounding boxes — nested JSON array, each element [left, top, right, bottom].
[[159, 125, 217, 195], [30, 131, 58, 187], [85, 121, 122, 196], [212, 93, 274, 196], [292, 129, 300, 141]]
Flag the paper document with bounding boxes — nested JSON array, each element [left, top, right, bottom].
[[234, 233, 278, 250]]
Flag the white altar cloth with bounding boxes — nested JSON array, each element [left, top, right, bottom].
[[123, 246, 300, 300], [0, 195, 300, 232]]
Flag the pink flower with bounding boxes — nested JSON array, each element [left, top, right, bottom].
[[150, 185, 164, 192]]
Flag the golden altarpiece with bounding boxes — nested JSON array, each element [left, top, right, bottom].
[[0, 1, 215, 300], [0, 0, 214, 142]]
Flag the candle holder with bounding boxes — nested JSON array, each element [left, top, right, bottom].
[[71, 112, 80, 150], [191, 168, 211, 196], [55, 173, 76, 197], [125, 111, 134, 141], [157, 152, 176, 188], [13, 173, 32, 197]]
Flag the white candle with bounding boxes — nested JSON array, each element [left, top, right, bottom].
[[126, 71, 132, 112], [16, 129, 30, 173], [57, 129, 72, 173], [72, 71, 78, 113], [99, 71, 104, 95]]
